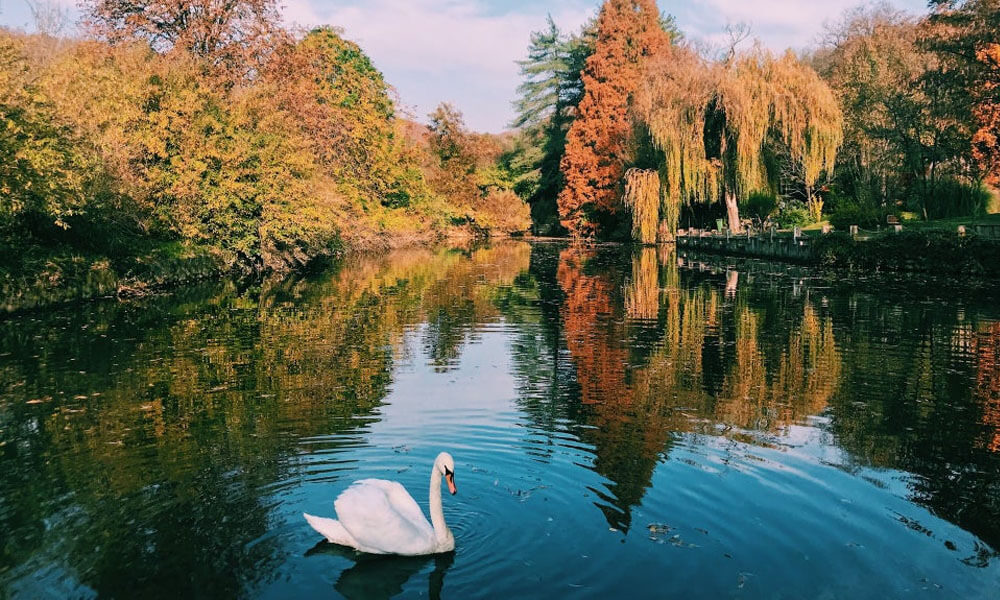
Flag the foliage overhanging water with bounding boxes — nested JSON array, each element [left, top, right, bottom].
[[1, 241, 999, 599]]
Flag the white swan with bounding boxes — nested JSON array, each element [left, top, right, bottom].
[[303, 452, 458, 556]]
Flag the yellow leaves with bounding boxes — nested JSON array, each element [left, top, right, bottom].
[[623, 168, 659, 244], [637, 43, 842, 213]]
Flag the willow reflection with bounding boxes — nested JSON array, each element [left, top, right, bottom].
[[514, 244, 844, 531]]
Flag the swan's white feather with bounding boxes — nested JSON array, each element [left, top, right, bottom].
[[302, 513, 358, 547], [334, 479, 435, 556]]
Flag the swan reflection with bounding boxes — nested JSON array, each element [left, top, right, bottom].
[[306, 541, 455, 600]]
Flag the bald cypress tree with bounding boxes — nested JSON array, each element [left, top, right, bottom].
[[557, 0, 668, 237]]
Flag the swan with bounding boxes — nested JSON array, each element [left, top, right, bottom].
[[303, 452, 458, 556]]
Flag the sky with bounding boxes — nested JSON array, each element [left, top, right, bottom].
[[0, 0, 929, 132]]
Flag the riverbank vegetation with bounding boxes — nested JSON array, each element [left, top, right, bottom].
[[1, 0, 531, 303], [510, 0, 1000, 240], [3, 0, 1000, 308]]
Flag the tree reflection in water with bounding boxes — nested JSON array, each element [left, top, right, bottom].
[[513, 243, 999, 553], [1, 241, 999, 596], [0, 244, 529, 598]]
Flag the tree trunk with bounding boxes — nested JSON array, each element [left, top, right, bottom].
[[725, 192, 741, 233]]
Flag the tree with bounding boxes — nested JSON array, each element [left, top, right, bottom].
[[82, 0, 284, 78], [557, 0, 668, 237], [269, 27, 429, 209], [927, 0, 1000, 185], [635, 44, 842, 233], [0, 34, 86, 232], [510, 16, 596, 234], [623, 169, 659, 244], [974, 44, 1000, 184], [427, 103, 479, 207], [513, 16, 565, 133]]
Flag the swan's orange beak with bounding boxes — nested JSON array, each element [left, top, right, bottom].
[[446, 472, 457, 495]]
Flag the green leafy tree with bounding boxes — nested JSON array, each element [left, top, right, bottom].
[[278, 27, 430, 210]]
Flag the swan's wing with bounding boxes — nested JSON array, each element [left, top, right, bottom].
[[355, 479, 431, 531], [334, 480, 434, 555]]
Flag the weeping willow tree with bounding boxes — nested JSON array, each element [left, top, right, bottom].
[[634, 44, 843, 233], [623, 168, 660, 244]]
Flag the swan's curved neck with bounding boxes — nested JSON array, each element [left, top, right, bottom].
[[428, 465, 448, 543]]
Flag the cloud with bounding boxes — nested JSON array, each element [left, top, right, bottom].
[[673, 0, 928, 50]]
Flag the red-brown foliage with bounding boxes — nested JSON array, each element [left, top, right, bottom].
[[973, 44, 1000, 185], [977, 322, 1000, 453], [557, 247, 632, 404], [556, 0, 668, 237]]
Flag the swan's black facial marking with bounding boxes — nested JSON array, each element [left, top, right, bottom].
[[444, 466, 453, 477]]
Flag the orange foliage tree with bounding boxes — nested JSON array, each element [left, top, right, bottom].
[[973, 44, 1000, 184], [556, 0, 667, 237]]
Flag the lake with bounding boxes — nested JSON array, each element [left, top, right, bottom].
[[1, 241, 998, 599]]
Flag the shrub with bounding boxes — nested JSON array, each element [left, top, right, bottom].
[[829, 202, 884, 230], [774, 201, 811, 229], [474, 190, 532, 235], [743, 191, 778, 229], [920, 178, 992, 219]]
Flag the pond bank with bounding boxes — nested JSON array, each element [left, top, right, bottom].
[[676, 229, 1000, 278], [0, 228, 488, 315]]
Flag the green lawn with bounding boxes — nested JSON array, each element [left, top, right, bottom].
[[900, 213, 1000, 230]]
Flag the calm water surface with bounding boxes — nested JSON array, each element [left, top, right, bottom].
[[1, 242, 999, 599]]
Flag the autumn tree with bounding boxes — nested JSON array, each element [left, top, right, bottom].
[[635, 44, 842, 234], [557, 0, 668, 237], [82, 0, 285, 78], [425, 104, 530, 232], [974, 44, 1000, 183], [928, 0, 1000, 184], [816, 5, 976, 220], [427, 103, 480, 207], [267, 28, 429, 210], [0, 34, 87, 233]]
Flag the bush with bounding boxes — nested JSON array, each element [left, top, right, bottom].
[[774, 201, 811, 229], [474, 190, 532, 235], [829, 202, 884, 230], [920, 178, 992, 219], [743, 191, 778, 228], [812, 230, 1000, 277]]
